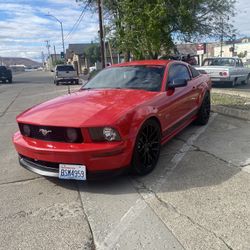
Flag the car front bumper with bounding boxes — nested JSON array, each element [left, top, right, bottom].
[[13, 131, 133, 178]]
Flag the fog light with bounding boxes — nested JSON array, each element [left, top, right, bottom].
[[66, 128, 78, 142], [23, 124, 31, 137]]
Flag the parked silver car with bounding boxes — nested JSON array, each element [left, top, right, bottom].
[[197, 57, 250, 87]]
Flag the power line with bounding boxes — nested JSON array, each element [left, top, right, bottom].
[[64, 4, 89, 41]]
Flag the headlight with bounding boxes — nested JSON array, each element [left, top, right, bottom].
[[65, 128, 79, 142], [23, 124, 31, 137], [89, 127, 121, 142]]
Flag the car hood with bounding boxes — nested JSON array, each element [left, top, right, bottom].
[[17, 89, 159, 127]]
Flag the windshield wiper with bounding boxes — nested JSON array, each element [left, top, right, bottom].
[[81, 87, 93, 90]]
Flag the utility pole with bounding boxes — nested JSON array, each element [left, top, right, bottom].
[[45, 40, 51, 59], [220, 17, 224, 57], [54, 45, 57, 62], [45, 40, 52, 70], [41, 52, 45, 69], [98, 0, 105, 69]]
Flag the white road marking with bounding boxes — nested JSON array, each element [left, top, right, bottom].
[[97, 113, 217, 250], [242, 165, 250, 174], [96, 199, 147, 250]]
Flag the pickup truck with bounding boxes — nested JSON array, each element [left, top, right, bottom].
[[54, 64, 79, 85], [197, 57, 250, 87], [0, 66, 12, 83]]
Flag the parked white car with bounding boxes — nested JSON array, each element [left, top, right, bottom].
[[54, 64, 79, 85], [197, 57, 250, 87]]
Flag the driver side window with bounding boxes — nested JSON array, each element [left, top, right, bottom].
[[167, 64, 191, 89]]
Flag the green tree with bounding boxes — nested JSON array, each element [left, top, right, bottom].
[[77, 0, 236, 60], [52, 59, 64, 66], [83, 43, 101, 66]]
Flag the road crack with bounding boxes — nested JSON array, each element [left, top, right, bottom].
[[0, 87, 24, 117], [0, 176, 43, 187], [174, 137, 240, 169], [77, 183, 96, 250]]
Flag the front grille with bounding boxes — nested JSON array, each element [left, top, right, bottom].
[[19, 123, 83, 143]]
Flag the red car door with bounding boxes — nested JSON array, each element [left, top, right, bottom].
[[159, 63, 197, 136]]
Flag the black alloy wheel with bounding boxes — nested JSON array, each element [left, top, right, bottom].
[[131, 119, 161, 175], [195, 92, 211, 125]]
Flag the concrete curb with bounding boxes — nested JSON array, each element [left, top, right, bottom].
[[212, 88, 250, 98], [212, 105, 250, 121]]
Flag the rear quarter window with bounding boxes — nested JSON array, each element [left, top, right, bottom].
[[189, 66, 200, 78]]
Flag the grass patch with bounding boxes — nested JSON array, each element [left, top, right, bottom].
[[211, 93, 250, 110]]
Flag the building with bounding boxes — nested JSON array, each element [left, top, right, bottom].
[[66, 43, 97, 74], [45, 54, 63, 71], [66, 43, 125, 74], [214, 42, 250, 62]]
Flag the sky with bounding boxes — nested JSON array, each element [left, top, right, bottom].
[[0, 0, 249, 62]]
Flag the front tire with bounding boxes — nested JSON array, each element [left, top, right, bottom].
[[8, 78, 12, 83], [196, 92, 211, 125], [131, 119, 161, 175], [230, 78, 237, 87], [242, 74, 250, 85]]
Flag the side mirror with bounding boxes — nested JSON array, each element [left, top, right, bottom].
[[168, 78, 187, 89]]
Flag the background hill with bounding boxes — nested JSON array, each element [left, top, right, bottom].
[[0, 57, 42, 67]]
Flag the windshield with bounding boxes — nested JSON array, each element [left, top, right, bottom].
[[56, 65, 75, 71], [0, 66, 7, 72], [202, 58, 235, 66], [83, 66, 165, 92]]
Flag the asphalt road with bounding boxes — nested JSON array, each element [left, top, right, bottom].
[[0, 71, 249, 250]]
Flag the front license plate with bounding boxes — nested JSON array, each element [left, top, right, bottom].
[[59, 164, 86, 180]]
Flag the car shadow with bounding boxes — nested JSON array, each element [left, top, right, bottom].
[[45, 122, 241, 196]]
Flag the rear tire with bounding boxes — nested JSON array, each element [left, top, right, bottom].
[[242, 75, 250, 85], [230, 78, 237, 87], [131, 119, 161, 176], [195, 92, 211, 125], [8, 78, 12, 83]]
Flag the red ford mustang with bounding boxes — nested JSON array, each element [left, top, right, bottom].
[[13, 60, 211, 180]]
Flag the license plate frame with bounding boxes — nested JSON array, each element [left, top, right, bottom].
[[59, 164, 86, 180]]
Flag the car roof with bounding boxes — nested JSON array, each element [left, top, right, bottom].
[[204, 57, 239, 59], [113, 60, 172, 67]]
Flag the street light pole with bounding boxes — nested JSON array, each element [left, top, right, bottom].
[[46, 14, 65, 62]]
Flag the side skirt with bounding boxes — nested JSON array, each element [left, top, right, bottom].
[[161, 110, 198, 145]]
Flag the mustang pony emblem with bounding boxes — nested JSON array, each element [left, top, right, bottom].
[[39, 129, 52, 136]]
